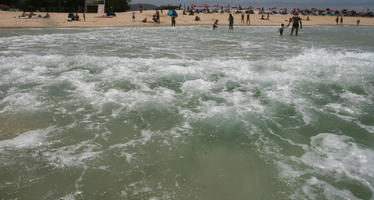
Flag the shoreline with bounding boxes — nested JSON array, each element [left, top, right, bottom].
[[1, 24, 373, 30], [0, 10, 373, 29]]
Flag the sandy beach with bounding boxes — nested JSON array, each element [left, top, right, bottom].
[[0, 10, 373, 28]]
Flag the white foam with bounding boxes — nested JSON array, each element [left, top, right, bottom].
[[302, 133, 374, 178], [0, 127, 54, 149], [43, 140, 102, 168], [301, 177, 361, 200], [277, 133, 374, 199], [0, 92, 42, 113], [181, 79, 213, 95]]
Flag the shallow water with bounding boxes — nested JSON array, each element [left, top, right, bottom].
[[0, 25, 374, 200]]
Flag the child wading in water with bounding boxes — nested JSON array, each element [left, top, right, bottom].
[[213, 19, 219, 30], [279, 24, 285, 35]]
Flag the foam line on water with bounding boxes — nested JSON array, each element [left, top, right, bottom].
[[277, 133, 374, 199], [0, 126, 54, 150]]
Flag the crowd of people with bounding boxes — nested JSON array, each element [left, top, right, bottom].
[[14, 7, 367, 31]]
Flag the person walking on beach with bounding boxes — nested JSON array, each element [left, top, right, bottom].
[[132, 11, 135, 22], [287, 13, 302, 36], [357, 19, 360, 26], [228, 14, 234, 29], [83, 10, 86, 22], [267, 12, 270, 20], [340, 16, 343, 24], [246, 13, 250, 25], [241, 13, 245, 24], [336, 16, 339, 25]]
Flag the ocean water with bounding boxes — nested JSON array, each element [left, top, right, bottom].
[[0, 25, 373, 200]]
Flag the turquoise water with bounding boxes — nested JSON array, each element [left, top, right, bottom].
[[0, 26, 374, 200]]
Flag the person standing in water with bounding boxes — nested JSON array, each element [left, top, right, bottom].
[[228, 14, 234, 29], [279, 24, 285, 35], [171, 16, 176, 27], [287, 13, 302, 36]]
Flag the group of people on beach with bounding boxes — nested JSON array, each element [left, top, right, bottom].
[[335, 16, 344, 24], [18, 11, 49, 19], [67, 11, 86, 22], [209, 12, 302, 36]]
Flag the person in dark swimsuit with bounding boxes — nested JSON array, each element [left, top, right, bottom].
[[287, 13, 302, 36], [213, 19, 218, 30], [228, 14, 234, 29]]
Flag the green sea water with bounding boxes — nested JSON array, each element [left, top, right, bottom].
[[0, 25, 374, 200]]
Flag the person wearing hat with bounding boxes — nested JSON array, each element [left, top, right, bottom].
[[287, 13, 302, 36]]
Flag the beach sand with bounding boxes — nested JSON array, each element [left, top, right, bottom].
[[0, 10, 373, 28]]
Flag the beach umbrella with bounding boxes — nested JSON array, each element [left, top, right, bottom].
[[191, 4, 197, 8], [168, 9, 178, 17], [248, 5, 254, 9]]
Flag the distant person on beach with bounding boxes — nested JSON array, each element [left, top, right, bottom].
[[287, 13, 302, 36], [20, 11, 26, 18], [213, 19, 218, 30], [195, 16, 200, 21], [307, 15, 310, 21], [132, 11, 135, 22], [75, 13, 79, 21], [68, 12, 74, 21], [42, 12, 50, 18], [241, 13, 245, 23], [83, 11, 86, 22], [246, 13, 250, 25], [267, 12, 270, 20], [357, 19, 360, 26], [152, 11, 160, 23], [279, 23, 285, 35], [171, 16, 176, 27], [156, 11, 160, 23], [228, 14, 234, 29], [336, 16, 339, 25], [340, 16, 343, 24]]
